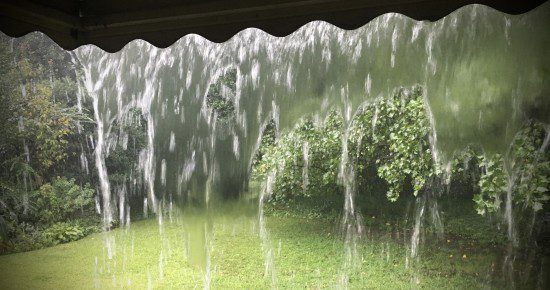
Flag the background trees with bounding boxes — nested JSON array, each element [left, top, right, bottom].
[[0, 33, 154, 253], [0, 33, 98, 253]]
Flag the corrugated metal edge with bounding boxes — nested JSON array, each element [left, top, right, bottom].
[[0, 0, 547, 53]]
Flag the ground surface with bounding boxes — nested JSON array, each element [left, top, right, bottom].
[[0, 198, 510, 289]]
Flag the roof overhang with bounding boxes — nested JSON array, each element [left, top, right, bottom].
[[0, 0, 547, 52]]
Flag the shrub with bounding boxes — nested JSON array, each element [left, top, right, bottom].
[[42, 222, 86, 245], [471, 121, 549, 215], [33, 177, 95, 224], [254, 111, 344, 203], [2, 222, 41, 253], [256, 87, 436, 203], [0, 177, 99, 253]]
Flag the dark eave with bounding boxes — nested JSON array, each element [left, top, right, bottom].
[[0, 0, 547, 52]]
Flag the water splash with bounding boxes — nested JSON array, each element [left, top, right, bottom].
[[258, 170, 278, 288], [337, 121, 364, 288], [302, 141, 310, 194], [62, 2, 550, 287]]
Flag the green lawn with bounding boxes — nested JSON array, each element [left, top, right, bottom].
[[0, 199, 511, 289]]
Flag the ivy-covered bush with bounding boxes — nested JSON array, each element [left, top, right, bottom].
[[255, 87, 437, 203], [349, 87, 435, 201], [253, 111, 344, 204], [472, 121, 549, 215], [253, 86, 549, 216]]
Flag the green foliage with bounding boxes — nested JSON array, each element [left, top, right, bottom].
[[254, 86, 549, 216], [21, 83, 77, 172], [252, 120, 277, 168], [34, 177, 95, 224], [0, 33, 101, 253], [350, 87, 435, 201], [1, 222, 47, 253], [0, 33, 93, 186], [105, 108, 147, 185], [206, 68, 237, 121], [472, 121, 549, 215], [474, 154, 506, 215], [0, 177, 97, 254], [509, 122, 550, 211], [0, 40, 23, 171], [42, 222, 87, 245], [256, 86, 437, 203], [254, 111, 343, 203]]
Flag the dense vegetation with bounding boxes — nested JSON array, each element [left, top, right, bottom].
[[0, 34, 149, 253], [0, 34, 96, 253], [253, 87, 549, 244]]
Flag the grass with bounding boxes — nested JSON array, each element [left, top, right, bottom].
[[0, 197, 530, 289]]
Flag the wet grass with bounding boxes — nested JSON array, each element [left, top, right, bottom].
[[266, 202, 505, 289], [0, 198, 519, 289]]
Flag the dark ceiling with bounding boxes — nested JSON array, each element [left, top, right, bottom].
[[0, 0, 547, 52]]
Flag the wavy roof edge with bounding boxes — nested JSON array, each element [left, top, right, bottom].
[[0, 0, 547, 53]]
